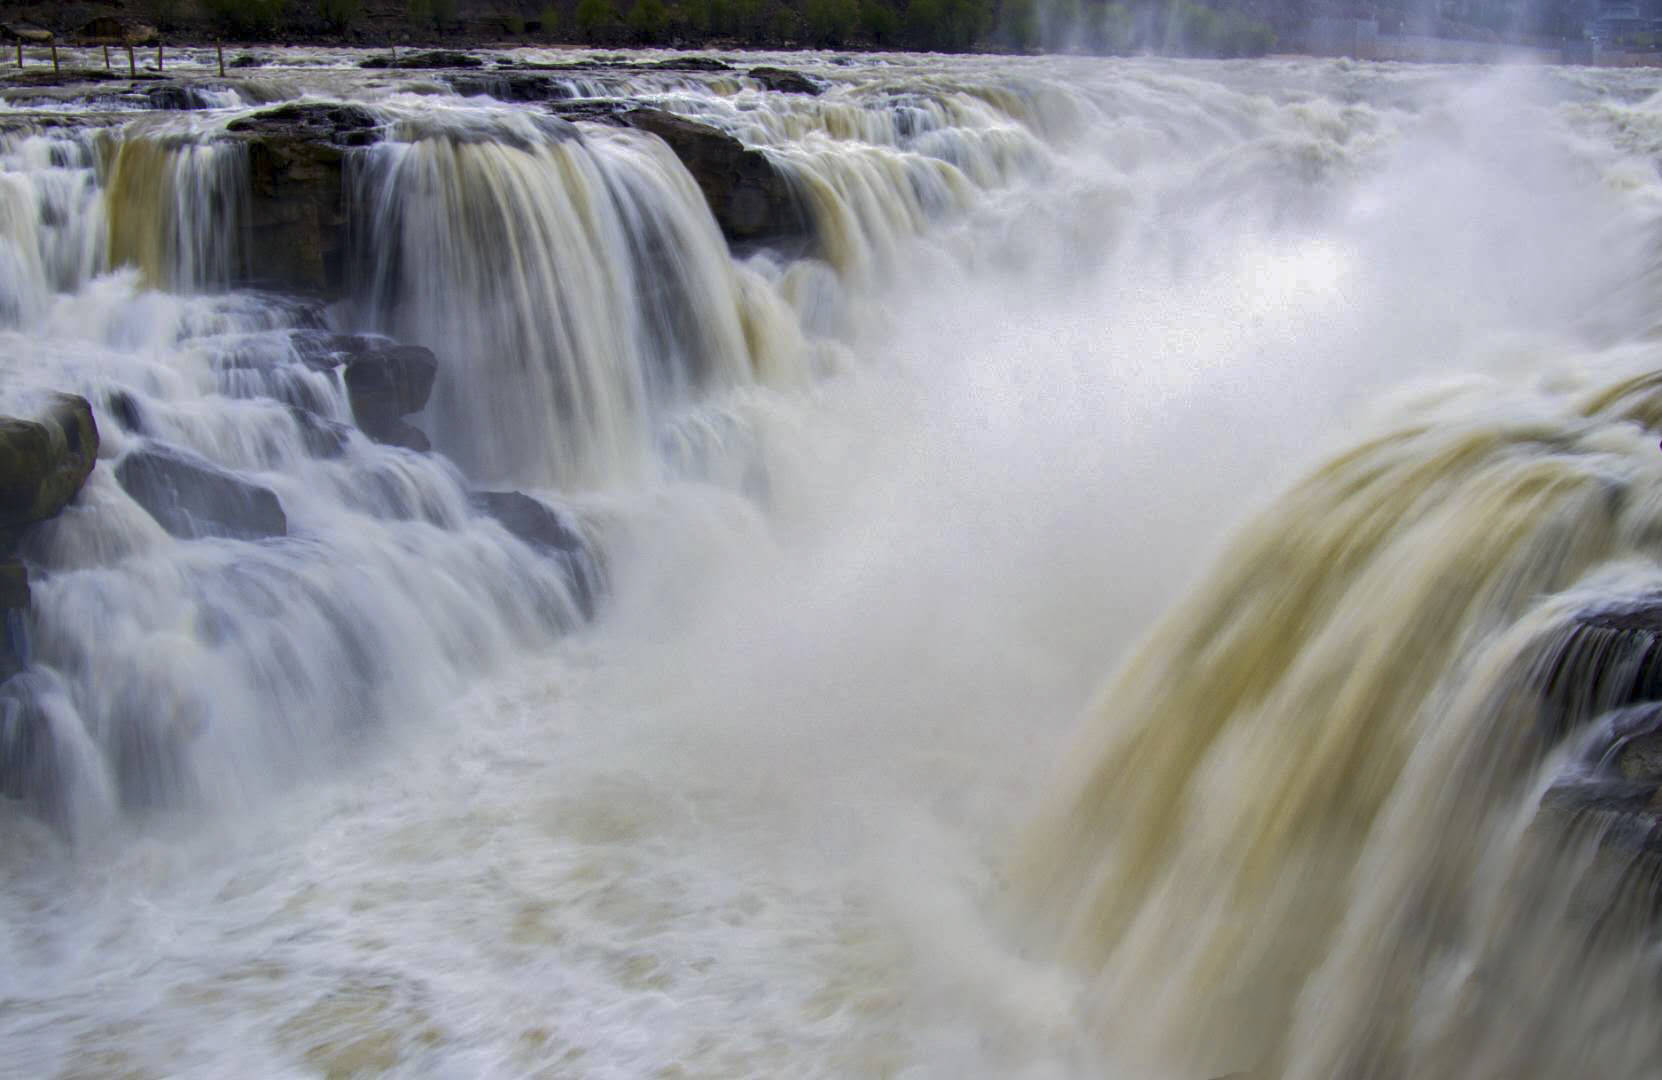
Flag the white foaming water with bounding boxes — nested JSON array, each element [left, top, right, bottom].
[[4, 50, 1662, 1078]]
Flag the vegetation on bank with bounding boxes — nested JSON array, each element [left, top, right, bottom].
[[23, 0, 1278, 57]]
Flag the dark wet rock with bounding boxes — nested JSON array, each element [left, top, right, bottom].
[[0, 394, 95, 693], [617, 107, 807, 248], [289, 407, 350, 459], [747, 66, 823, 95], [366, 417, 430, 453], [1526, 602, 1662, 919], [548, 99, 634, 125], [0, 559, 29, 684], [284, 332, 436, 450], [473, 490, 584, 555], [341, 345, 437, 449], [445, 72, 573, 102], [0, 674, 69, 828], [361, 50, 483, 70], [543, 102, 806, 248], [288, 329, 377, 371], [105, 388, 145, 434], [0, 560, 29, 611], [1534, 599, 1662, 740], [472, 490, 598, 619], [652, 56, 733, 72], [0, 393, 99, 535], [225, 103, 383, 297], [229, 54, 266, 69], [116, 445, 287, 541], [141, 81, 221, 111]]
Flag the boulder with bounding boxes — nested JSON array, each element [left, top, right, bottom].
[[0, 394, 96, 690], [142, 82, 223, 111], [361, 50, 483, 70], [652, 56, 733, 72], [104, 388, 146, 434], [1533, 600, 1662, 740], [289, 406, 350, 459], [0, 559, 29, 684], [473, 490, 584, 555], [115, 445, 288, 541], [618, 107, 807, 249], [0, 674, 66, 828], [343, 345, 437, 450], [1523, 600, 1662, 918], [225, 104, 383, 297], [445, 72, 573, 102], [285, 332, 437, 451], [0, 394, 99, 534], [546, 102, 808, 248], [228, 54, 265, 69], [747, 66, 823, 96], [472, 490, 597, 620]]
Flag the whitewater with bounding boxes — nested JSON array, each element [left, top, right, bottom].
[[5, 46, 1662, 1078]]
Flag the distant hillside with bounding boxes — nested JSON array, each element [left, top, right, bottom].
[[0, 0, 1284, 57]]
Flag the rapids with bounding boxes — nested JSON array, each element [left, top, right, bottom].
[[4, 46, 1662, 1078]]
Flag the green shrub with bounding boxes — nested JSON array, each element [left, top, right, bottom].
[[804, 0, 859, 43], [143, 0, 184, 30], [627, 0, 669, 40], [903, 0, 986, 50], [538, 4, 560, 33], [859, 0, 901, 41], [317, 0, 361, 31], [576, 0, 621, 38], [204, 0, 287, 34], [407, 0, 458, 27], [993, 0, 1036, 48]]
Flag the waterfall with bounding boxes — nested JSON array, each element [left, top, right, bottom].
[[10, 49, 1662, 1079], [1020, 362, 1662, 1077], [355, 118, 764, 488]]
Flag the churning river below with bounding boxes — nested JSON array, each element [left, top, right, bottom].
[[6, 45, 1662, 1079]]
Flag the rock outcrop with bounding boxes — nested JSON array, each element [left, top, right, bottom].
[[225, 103, 383, 296], [652, 56, 733, 72], [622, 107, 806, 247], [1525, 599, 1662, 917], [0, 394, 99, 538], [116, 445, 288, 541], [290, 332, 438, 451], [0, 393, 99, 683], [445, 71, 574, 102], [342, 345, 437, 452], [548, 103, 806, 250], [472, 490, 599, 620], [361, 50, 483, 70], [747, 66, 823, 95]]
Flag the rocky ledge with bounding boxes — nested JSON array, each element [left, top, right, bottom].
[[0, 394, 99, 683], [291, 331, 439, 452], [1525, 599, 1662, 918], [211, 94, 807, 296], [224, 103, 382, 297], [549, 102, 808, 250]]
